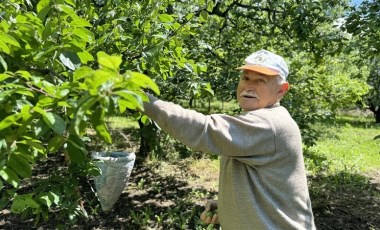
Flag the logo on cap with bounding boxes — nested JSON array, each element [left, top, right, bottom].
[[254, 53, 267, 64]]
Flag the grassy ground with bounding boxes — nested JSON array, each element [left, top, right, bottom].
[[302, 112, 380, 230], [308, 113, 380, 173]]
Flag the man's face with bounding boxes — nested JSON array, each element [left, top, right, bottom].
[[236, 70, 287, 111]]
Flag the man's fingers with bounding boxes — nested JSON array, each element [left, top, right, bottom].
[[200, 201, 218, 225], [201, 212, 219, 225], [200, 212, 207, 222], [201, 213, 212, 224], [211, 214, 219, 224]]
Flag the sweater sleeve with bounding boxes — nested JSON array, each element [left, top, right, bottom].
[[143, 95, 276, 159]]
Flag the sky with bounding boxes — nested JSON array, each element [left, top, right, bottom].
[[351, 0, 365, 6]]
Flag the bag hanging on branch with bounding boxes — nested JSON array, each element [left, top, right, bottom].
[[91, 151, 136, 212]]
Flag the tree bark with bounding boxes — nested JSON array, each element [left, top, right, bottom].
[[375, 110, 380, 123], [369, 104, 380, 123], [138, 119, 160, 158]]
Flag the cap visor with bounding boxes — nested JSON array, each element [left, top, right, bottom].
[[237, 65, 279, 76]]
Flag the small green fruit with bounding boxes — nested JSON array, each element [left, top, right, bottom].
[[206, 211, 213, 217]]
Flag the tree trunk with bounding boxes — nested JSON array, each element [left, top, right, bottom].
[[369, 104, 380, 123], [375, 110, 380, 123], [138, 119, 160, 159]]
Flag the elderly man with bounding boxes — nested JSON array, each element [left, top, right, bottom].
[[143, 49, 315, 229]]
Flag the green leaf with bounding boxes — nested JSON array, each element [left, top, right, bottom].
[[129, 71, 160, 95], [117, 99, 133, 113], [11, 196, 27, 213], [46, 113, 66, 135], [207, 1, 215, 11], [200, 10, 208, 22], [186, 13, 195, 21], [47, 136, 65, 153], [73, 96, 98, 135], [34, 108, 66, 135], [66, 134, 86, 163], [36, 0, 51, 21], [7, 154, 32, 178], [158, 14, 175, 23], [56, 4, 78, 19], [18, 139, 45, 154], [87, 162, 101, 177], [42, 19, 54, 40], [39, 193, 53, 208], [11, 195, 39, 213], [25, 197, 40, 209], [0, 139, 7, 151], [71, 19, 93, 28], [73, 66, 94, 81], [91, 107, 112, 144], [0, 40, 10, 54], [59, 52, 81, 70], [65, 0, 76, 7], [114, 90, 144, 112], [15, 70, 32, 80], [97, 51, 122, 70], [50, 191, 60, 205], [0, 166, 19, 188], [0, 113, 23, 131], [0, 55, 7, 71], [33, 118, 50, 138], [15, 89, 34, 98], [86, 70, 113, 92], [57, 89, 69, 98], [140, 115, 151, 125], [72, 28, 94, 43], [0, 32, 20, 47], [0, 73, 11, 82], [77, 50, 94, 64]]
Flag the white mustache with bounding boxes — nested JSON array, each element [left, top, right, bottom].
[[240, 91, 258, 98]]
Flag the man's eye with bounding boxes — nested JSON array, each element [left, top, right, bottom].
[[258, 79, 266, 83]]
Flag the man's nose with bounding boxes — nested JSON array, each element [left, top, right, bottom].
[[244, 83, 256, 90]]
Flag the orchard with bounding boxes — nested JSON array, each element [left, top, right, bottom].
[[0, 0, 379, 229]]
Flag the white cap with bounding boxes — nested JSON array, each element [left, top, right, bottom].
[[237, 49, 289, 80]]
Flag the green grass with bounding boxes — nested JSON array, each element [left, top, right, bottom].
[[106, 116, 140, 129], [309, 114, 380, 172]]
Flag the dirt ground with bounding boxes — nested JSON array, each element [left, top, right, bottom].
[[1, 155, 380, 230]]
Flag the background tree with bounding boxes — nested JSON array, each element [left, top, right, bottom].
[[366, 59, 380, 123], [180, 0, 368, 145], [343, 0, 380, 123]]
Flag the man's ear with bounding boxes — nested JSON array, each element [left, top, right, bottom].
[[278, 82, 289, 97]]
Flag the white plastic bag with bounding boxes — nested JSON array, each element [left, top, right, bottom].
[[91, 151, 136, 211]]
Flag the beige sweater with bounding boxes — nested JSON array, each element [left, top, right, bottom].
[[143, 95, 315, 230]]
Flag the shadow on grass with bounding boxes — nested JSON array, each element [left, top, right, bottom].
[[78, 159, 219, 230], [310, 171, 380, 230], [0, 157, 218, 230], [331, 115, 378, 129], [305, 150, 380, 230]]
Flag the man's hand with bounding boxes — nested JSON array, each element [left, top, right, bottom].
[[200, 200, 219, 225]]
